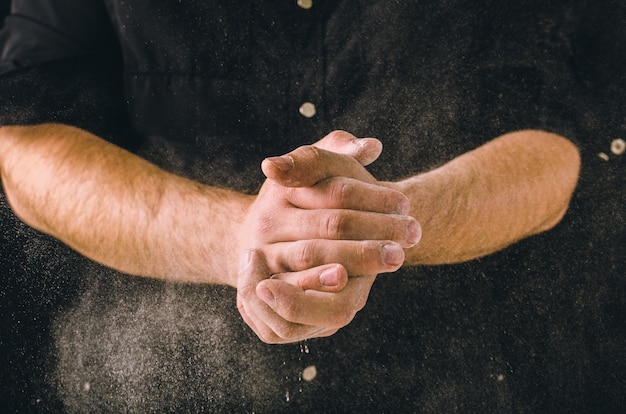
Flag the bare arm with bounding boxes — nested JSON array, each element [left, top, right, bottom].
[[0, 123, 250, 285], [394, 130, 581, 265]]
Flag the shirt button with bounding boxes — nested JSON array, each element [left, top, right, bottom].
[[302, 365, 317, 382], [299, 102, 317, 118], [297, 0, 313, 10]]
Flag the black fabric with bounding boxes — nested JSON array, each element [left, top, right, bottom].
[[0, 56, 135, 148], [0, 1, 9, 26], [0, 1, 625, 412], [0, 0, 116, 74]]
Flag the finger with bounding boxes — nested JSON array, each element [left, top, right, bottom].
[[262, 208, 420, 248], [284, 177, 410, 215], [270, 263, 348, 292], [265, 240, 406, 275], [245, 287, 331, 343], [237, 250, 333, 344], [312, 130, 383, 166], [262, 145, 377, 187], [258, 274, 376, 327], [237, 294, 264, 338], [240, 296, 328, 344]]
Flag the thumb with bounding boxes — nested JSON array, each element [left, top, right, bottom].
[[261, 146, 377, 187], [313, 130, 383, 166], [237, 249, 269, 292]]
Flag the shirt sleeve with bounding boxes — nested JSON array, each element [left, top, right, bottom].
[[0, 1, 137, 149], [0, 0, 115, 74]]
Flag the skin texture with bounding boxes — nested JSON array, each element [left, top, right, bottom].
[[0, 125, 580, 343]]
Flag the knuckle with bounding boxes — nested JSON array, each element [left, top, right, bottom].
[[273, 320, 298, 340], [323, 211, 349, 239], [258, 328, 280, 344], [290, 241, 318, 270], [322, 130, 348, 147], [326, 130, 344, 142], [307, 145, 323, 164], [296, 275, 309, 290], [329, 179, 351, 207], [295, 145, 323, 164], [254, 213, 276, 236], [249, 198, 284, 238]]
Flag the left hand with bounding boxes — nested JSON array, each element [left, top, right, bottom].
[[237, 249, 375, 343]]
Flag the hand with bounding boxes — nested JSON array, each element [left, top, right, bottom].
[[238, 133, 421, 275], [237, 249, 375, 343], [236, 131, 421, 343]]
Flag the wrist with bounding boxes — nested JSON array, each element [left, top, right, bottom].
[[226, 193, 255, 287], [212, 190, 254, 288], [382, 173, 444, 266], [150, 177, 254, 286]]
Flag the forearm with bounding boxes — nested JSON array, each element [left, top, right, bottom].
[[0, 123, 250, 285], [396, 130, 581, 265]]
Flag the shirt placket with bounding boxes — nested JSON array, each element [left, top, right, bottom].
[[287, 0, 327, 142]]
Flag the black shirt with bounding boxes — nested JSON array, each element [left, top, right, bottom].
[[1, 1, 625, 412], [0, 0, 584, 187]]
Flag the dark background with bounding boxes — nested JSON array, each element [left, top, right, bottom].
[[0, 1, 624, 413], [0, 1, 8, 21]]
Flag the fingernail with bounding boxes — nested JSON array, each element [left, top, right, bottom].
[[320, 266, 340, 287], [266, 155, 294, 172], [257, 285, 276, 307], [406, 219, 422, 245], [382, 243, 404, 266]]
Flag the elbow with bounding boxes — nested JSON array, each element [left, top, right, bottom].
[[538, 202, 571, 233], [534, 131, 582, 233], [1, 173, 41, 232], [0, 125, 52, 233]]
